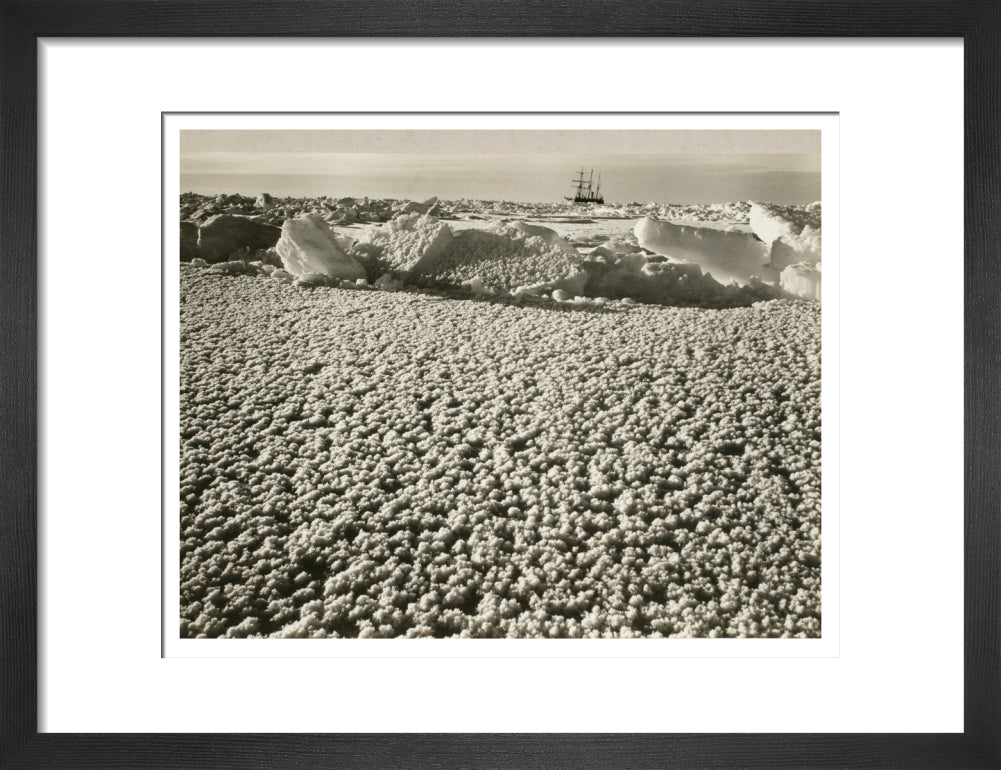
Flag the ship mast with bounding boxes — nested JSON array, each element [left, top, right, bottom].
[[566, 167, 605, 204]]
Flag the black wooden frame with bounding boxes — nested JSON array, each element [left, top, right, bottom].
[[2, 2, 999, 767]]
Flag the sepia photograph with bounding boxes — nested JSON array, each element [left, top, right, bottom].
[[177, 128, 823, 640]]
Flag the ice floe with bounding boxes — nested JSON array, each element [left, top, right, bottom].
[[275, 214, 367, 280]]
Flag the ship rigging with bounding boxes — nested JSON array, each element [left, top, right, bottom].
[[565, 167, 604, 204]]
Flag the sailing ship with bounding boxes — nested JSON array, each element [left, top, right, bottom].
[[565, 167, 604, 204]]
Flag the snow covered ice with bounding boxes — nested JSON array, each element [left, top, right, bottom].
[[275, 214, 367, 281], [356, 213, 454, 276], [635, 202, 822, 300], [179, 192, 823, 639], [749, 201, 822, 268], [180, 265, 821, 639], [635, 216, 773, 286], [780, 263, 822, 301]]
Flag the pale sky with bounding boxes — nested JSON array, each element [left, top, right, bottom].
[[179, 131, 821, 204]]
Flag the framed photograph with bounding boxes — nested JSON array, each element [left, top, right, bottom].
[[3, 2, 996, 767], [166, 115, 835, 660]]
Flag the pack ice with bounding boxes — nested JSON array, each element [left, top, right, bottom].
[[356, 213, 454, 276], [749, 202, 821, 270], [397, 196, 439, 216], [274, 214, 367, 280], [780, 263, 821, 301], [429, 223, 581, 292], [634, 217, 774, 285], [750, 202, 821, 300], [635, 202, 822, 300], [508, 221, 581, 259]]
